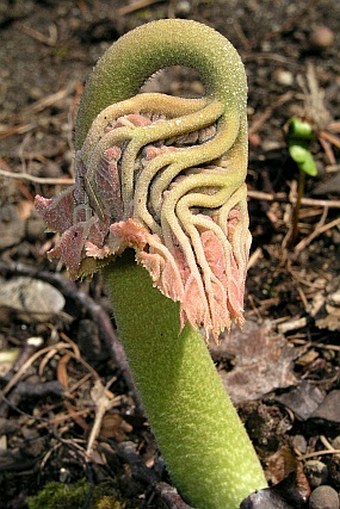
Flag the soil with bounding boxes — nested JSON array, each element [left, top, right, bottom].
[[0, 1, 339, 508]]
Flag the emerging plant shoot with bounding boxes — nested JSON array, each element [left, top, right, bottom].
[[36, 19, 267, 509]]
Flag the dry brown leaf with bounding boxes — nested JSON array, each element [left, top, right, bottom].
[[210, 319, 298, 403]]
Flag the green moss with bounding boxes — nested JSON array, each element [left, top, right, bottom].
[[93, 495, 123, 509], [26, 479, 89, 509], [26, 479, 139, 509]]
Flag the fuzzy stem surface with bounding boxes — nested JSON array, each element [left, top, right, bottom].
[[105, 253, 267, 509]]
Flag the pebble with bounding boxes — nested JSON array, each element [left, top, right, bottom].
[[309, 485, 339, 509], [312, 390, 340, 424], [304, 460, 328, 488], [310, 26, 335, 50], [0, 277, 65, 322], [176, 0, 191, 15], [274, 68, 294, 86], [292, 434, 307, 454]]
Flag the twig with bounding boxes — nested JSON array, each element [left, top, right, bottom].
[[0, 342, 75, 398], [294, 215, 340, 253], [328, 120, 340, 133], [0, 123, 35, 140], [319, 129, 340, 149], [247, 247, 263, 270], [22, 86, 74, 115], [17, 23, 58, 47], [86, 379, 120, 455], [232, 20, 252, 51], [111, 441, 194, 508], [291, 339, 340, 352], [320, 435, 339, 452], [243, 52, 296, 66], [117, 0, 165, 16], [247, 189, 340, 209], [278, 317, 307, 334], [153, 482, 194, 508], [297, 448, 340, 460], [319, 136, 336, 165], [0, 167, 74, 186]]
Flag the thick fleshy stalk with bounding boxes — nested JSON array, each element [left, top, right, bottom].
[[105, 253, 266, 509]]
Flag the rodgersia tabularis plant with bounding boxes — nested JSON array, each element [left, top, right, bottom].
[[36, 19, 267, 509]]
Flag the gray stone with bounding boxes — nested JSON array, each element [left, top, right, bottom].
[[312, 390, 340, 424], [309, 485, 339, 509]]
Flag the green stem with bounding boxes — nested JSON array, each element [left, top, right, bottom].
[[105, 253, 267, 509], [75, 19, 247, 149]]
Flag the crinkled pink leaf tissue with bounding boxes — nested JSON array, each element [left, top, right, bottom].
[[36, 100, 251, 341]]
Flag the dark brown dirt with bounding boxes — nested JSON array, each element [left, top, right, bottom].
[[0, 1, 339, 508]]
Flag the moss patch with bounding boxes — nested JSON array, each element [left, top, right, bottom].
[[26, 479, 139, 509]]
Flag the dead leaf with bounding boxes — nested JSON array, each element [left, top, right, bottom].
[[210, 319, 298, 403], [311, 390, 340, 424], [275, 381, 325, 421]]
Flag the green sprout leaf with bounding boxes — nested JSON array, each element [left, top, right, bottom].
[[288, 117, 314, 141], [288, 143, 318, 176], [288, 143, 308, 163], [288, 117, 318, 177]]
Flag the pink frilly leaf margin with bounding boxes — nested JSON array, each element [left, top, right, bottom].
[[35, 109, 251, 341]]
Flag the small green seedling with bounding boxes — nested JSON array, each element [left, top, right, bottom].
[[287, 117, 318, 246], [288, 117, 318, 177]]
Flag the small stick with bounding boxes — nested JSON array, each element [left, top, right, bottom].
[[297, 449, 340, 461], [17, 23, 58, 47], [295, 215, 340, 253], [117, 0, 164, 16], [0, 167, 74, 186], [247, 189, 340, 209], [0, 123, 35, 140]]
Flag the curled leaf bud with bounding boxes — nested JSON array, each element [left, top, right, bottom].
[[35, 21, 251, 341]]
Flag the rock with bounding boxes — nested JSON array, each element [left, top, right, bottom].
[[311, 391, 340, 424], [241, 470, 309, 508], [292, 435, 307, 454], [304, 460, 329, 488], [275, 381, 325, 421], [274, 68, 294, 86], [309, 485, 339, 509], [310, 26, 335, 50], [0, 276, 65, 322], [175, 0, 191, 15]]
